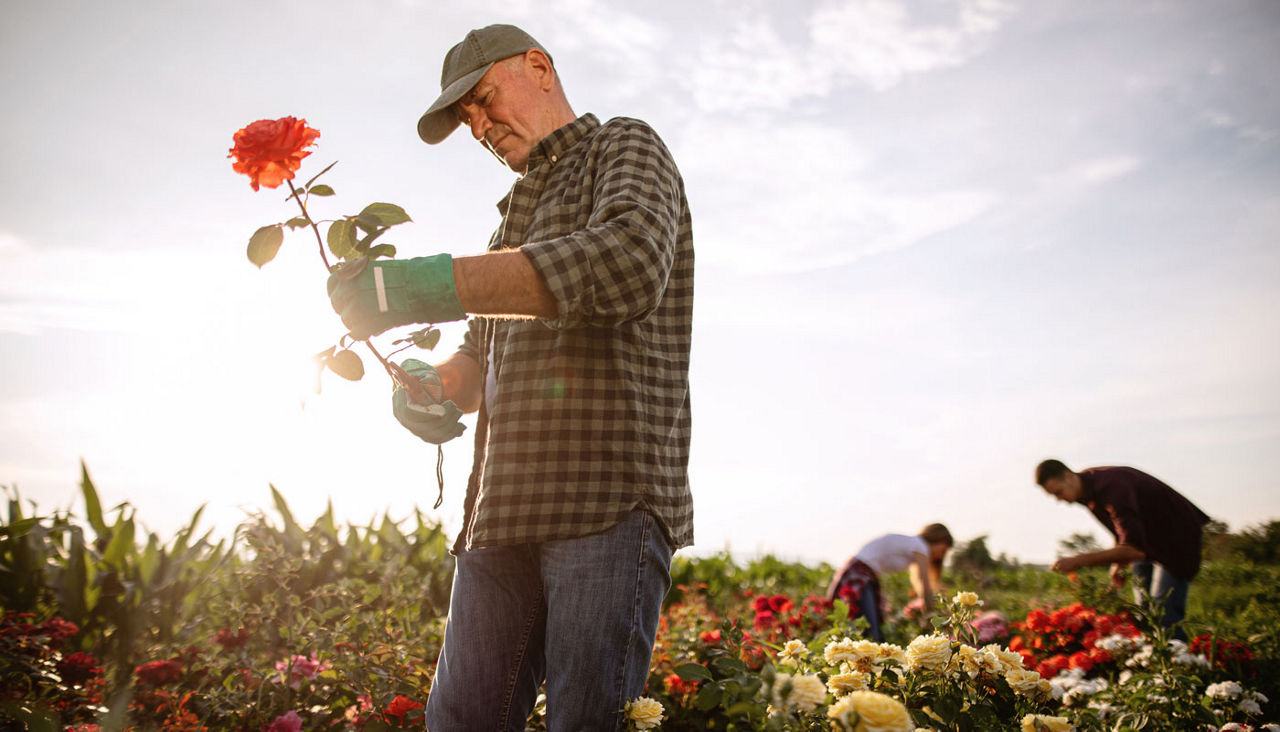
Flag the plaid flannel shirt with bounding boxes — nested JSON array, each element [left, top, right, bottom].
[[453, 114, 694, 552]]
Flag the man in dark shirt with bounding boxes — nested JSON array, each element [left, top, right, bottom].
[[1035, 459, 1210, 633]]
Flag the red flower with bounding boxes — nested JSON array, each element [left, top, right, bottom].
[[384, 695, 424, 724], [1067, 651, 1094, 671], [41, 617, 79, 643], [135, 659, 184, 686], [699, 629, 722, 644], [664, 672, 700, 695], [214, 627, 250, 651], [57, 651, 103, 686], [264, 711, 303, 732], [228, 117, 320, 191]]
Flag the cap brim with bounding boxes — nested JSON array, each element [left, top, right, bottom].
[[417, 64, 493, 144]]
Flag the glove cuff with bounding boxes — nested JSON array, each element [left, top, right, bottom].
[[404, 254, 466, 323]]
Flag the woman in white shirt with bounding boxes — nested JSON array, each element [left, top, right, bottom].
[[826, 523, 953, 642]]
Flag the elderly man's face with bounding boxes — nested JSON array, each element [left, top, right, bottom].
[[454, 52, 553, 173]]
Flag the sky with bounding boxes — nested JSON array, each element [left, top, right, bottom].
[[2, 0, 1277, 569]]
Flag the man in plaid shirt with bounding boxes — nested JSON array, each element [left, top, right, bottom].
[[327, 24, 694, 730]]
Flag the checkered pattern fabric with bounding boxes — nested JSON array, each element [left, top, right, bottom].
[[453, 114, 695, 552]]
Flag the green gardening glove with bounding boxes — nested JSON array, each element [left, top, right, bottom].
[[391, 359, 466, 445], [326, 255, 466, 339]]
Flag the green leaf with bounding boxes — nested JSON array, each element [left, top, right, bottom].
[[695, 682, 723, 710], [327, 349, 365, 381], [366, 243, 396, 260], [285, 217, 310, 230], [81, 460, 107, 537], [358, 202, 412, 226], [674, 662, 714, 681], [308, 184, 335, 196], [412, 328, 441, 350], [101, 515, 135, 569], [0, 517, 39, 538], [247, 224, 284, 268], [327, 219, 357, 260]]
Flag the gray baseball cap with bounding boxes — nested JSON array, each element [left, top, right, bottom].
[[417, 24, 551, 145]]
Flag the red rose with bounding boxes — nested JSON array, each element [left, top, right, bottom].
[[699, 629, 722, 644], [1067, 651, 1094, 671], [228, 117, 320, 191], [134, 659, 184, 686], [383, 694, 423, 724], [57, 651, 103, 686]]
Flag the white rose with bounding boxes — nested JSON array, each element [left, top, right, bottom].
[[828, 690, 913, 732], [828, 671, 871, 697]]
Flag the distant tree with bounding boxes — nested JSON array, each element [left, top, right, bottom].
[[1234, 519, 1280, 564], [1057, 532, 1101, 557], [950, 535, 997, 581], [1202, 519, 1235, 561]]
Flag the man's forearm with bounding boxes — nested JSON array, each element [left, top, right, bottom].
[[452, 250, 557, 319], [1053, 544, 1146, 572]]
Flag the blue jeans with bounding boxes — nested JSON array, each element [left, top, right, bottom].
[[424, 509, 673, 731], [1130, 560, 1190, 638], [858, 586, 884, 642]]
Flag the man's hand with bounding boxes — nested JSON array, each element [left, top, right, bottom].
[[1109, 562, 1128, 589], [326, 255, 466, 339], [391, 359, 466, 444], [1051, 555, 1082, 574]]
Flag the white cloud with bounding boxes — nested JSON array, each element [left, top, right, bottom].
[[678, 119, 998, 273], [1029, 154, 1142, 197], [687, 0, 1016, 112]]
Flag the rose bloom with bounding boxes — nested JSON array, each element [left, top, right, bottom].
[[952, 591, 981, 607], [384, 695, 423, 723], [1021, 714, 1073, 732], [773, 673, 826, 712], [1006, 668, 1049, 697], [57, 651, 102, 687], [228, 116, 321, 191], [265, 711, 302, 732], [624, 696, 664, 730], [827, 671, 871, 697], [778, 638, 806, 664], [828, 690, 913, 732], [983, 644, 1026, 673], [905, 634, 953, 672], [134, 659, 183, 686], [825, 638, 883, 671], [275, 653, 328, 687]]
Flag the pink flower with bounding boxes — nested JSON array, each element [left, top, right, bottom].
[[274, 654, 328, 687], [264, 710, 303, 732]]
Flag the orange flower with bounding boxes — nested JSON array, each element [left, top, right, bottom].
[[228, 117, 320, 191]]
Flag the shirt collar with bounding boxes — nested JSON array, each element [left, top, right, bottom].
[[525, 113, 600, 171]]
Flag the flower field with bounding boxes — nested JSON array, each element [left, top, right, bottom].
[[3, 474, 1278, 730]]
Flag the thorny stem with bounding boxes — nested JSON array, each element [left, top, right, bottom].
[[284, 178, 418, 397]]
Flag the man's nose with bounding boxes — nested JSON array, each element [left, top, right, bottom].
[[467, 110, 490, 141]]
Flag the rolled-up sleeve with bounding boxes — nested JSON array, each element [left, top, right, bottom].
[[522, 120, 682, 329]]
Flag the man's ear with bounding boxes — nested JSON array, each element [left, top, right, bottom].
[[525, 48, 556, 91]]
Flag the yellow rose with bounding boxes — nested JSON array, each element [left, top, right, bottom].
[[984, 644, 1027, 673], [827, 671, 871, 696], [1021, 713, 1073, 732], [1006, 668, 1046, 697], [905, 634, 953, 672], [788, 674, 827, 712], [952, 591, 980, 606], [828, 690, 912, 732], [779, 639, 807, 664], [624, 697, 664, 730]]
